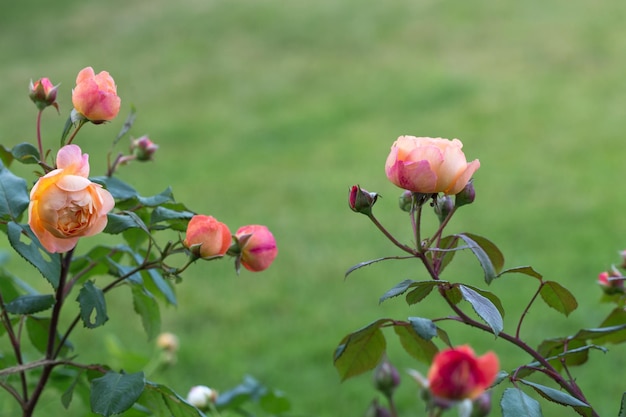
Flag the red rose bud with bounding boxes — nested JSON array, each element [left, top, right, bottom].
[[427, 345, 499, 401], [131, 135, 159, 161], [373, 356, 400, 398], [455, 179, 476, 208], [349, 185, 378, 215], [184, 215, 231, 259], [29, 78, 59, 111], [234, 225, 278, 272], [434, 195, 454, 223]]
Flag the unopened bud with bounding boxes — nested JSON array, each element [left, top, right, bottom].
[[373, 356, 400, 398], [620, 249, 626, 269], [29, 78, 59, 111], [186, 385, 218, 409], [598, 269, 625, 295], [398, 190, 413, 212], [434, 195, 454, 223], [349, 185, 378, 215], [470, 392, 492, 417], [455, 179, 476, 208], [131, 135, 159, 161], [364, 399, 392, 417]]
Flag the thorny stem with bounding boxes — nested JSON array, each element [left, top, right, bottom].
[[23, 249, 73, 417], [0, 287, 28, 404]]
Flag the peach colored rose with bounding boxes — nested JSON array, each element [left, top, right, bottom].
[[427, 345, 499, 401], [184, 215, 231, 258], [235, 225, 278, 272], [385, 136, 480, 195], [71, 67, 121, 122], [28, 145, 115, 253]]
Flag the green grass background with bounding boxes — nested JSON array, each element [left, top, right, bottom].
[[2, 0, 626, 415]]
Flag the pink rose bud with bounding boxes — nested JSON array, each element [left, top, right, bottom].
[[29, 78, 59, 111], [184, 215, 232, 259], [427, 345, 499, 401], [71, 67, 121, 123], [131, 135, 159, 161], [349, 185, 378, 215], [234, 225, 278, 272], [385, 136, 480, 195], [598, 270, 624, 295], [28, 145, 115, 253]]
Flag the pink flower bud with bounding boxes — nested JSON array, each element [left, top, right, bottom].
[[598, 270, 624, 295], [234, 225, 278, 272], [29, 78, 59, 111], [184, 215, 231, 259], [71, 67, 121, 123], [131, 135, 159, 161], [349, 185, 378, 215]]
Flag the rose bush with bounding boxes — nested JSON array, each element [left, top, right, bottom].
[[71, 66, 121, 123], [384, 136, 480, 195], [28, 144, 115, 253]]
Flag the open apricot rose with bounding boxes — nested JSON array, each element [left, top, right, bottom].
[[385, 136, 480, 195], [28, 145, 115, 253]]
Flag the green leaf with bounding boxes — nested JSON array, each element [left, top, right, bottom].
[[459, 284, 503, 335], [26, 316, 73, 356], [345, 257, 401, 278], [131, 285, 161, 341], [619, 393, 626, 417], [595, 308, 626, 344], [91, 176, 138, 201], [460, 284, 505, 317], [61, 370, 84, 409], [8, 222, 62, 288], [11, 143, 40, 164], [519, 379, 589, 409], [77, 281, 108, 329], [405, 281, 444, 305], [437, 327, 453, 347], [90, 371, 145, 416], [137, 187, 174, 207], [150, 206, 194, 226], [5, 294, 55, 315], [572, 324, 626, 342], [539, 281, 578, 317], [429, 235, 459, 274], [333, 319, 391, 381], [215, 375, 265, 409], [408, 317, 437, 340], [379, 279, 417, 304], [114, 106, 137, 145], [104, 212, 150, 235], [498, 265, 543, 280], [456, 232, 504, 284], [0, 162, 30, 221], [260, 389, 291, 414], [144, 269, 177, 306], [0, 145, 13, 167], [140, 381, 207, 417], [500, 388, 543, 417], [393, 324, 438, 364]]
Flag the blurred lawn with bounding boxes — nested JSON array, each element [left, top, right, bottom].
[[2, 0, 626, 415]]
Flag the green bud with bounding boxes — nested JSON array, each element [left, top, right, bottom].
[[349, 185, 378, 215], [455, 179, 476, 208], [434, 195, 454, 223]]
